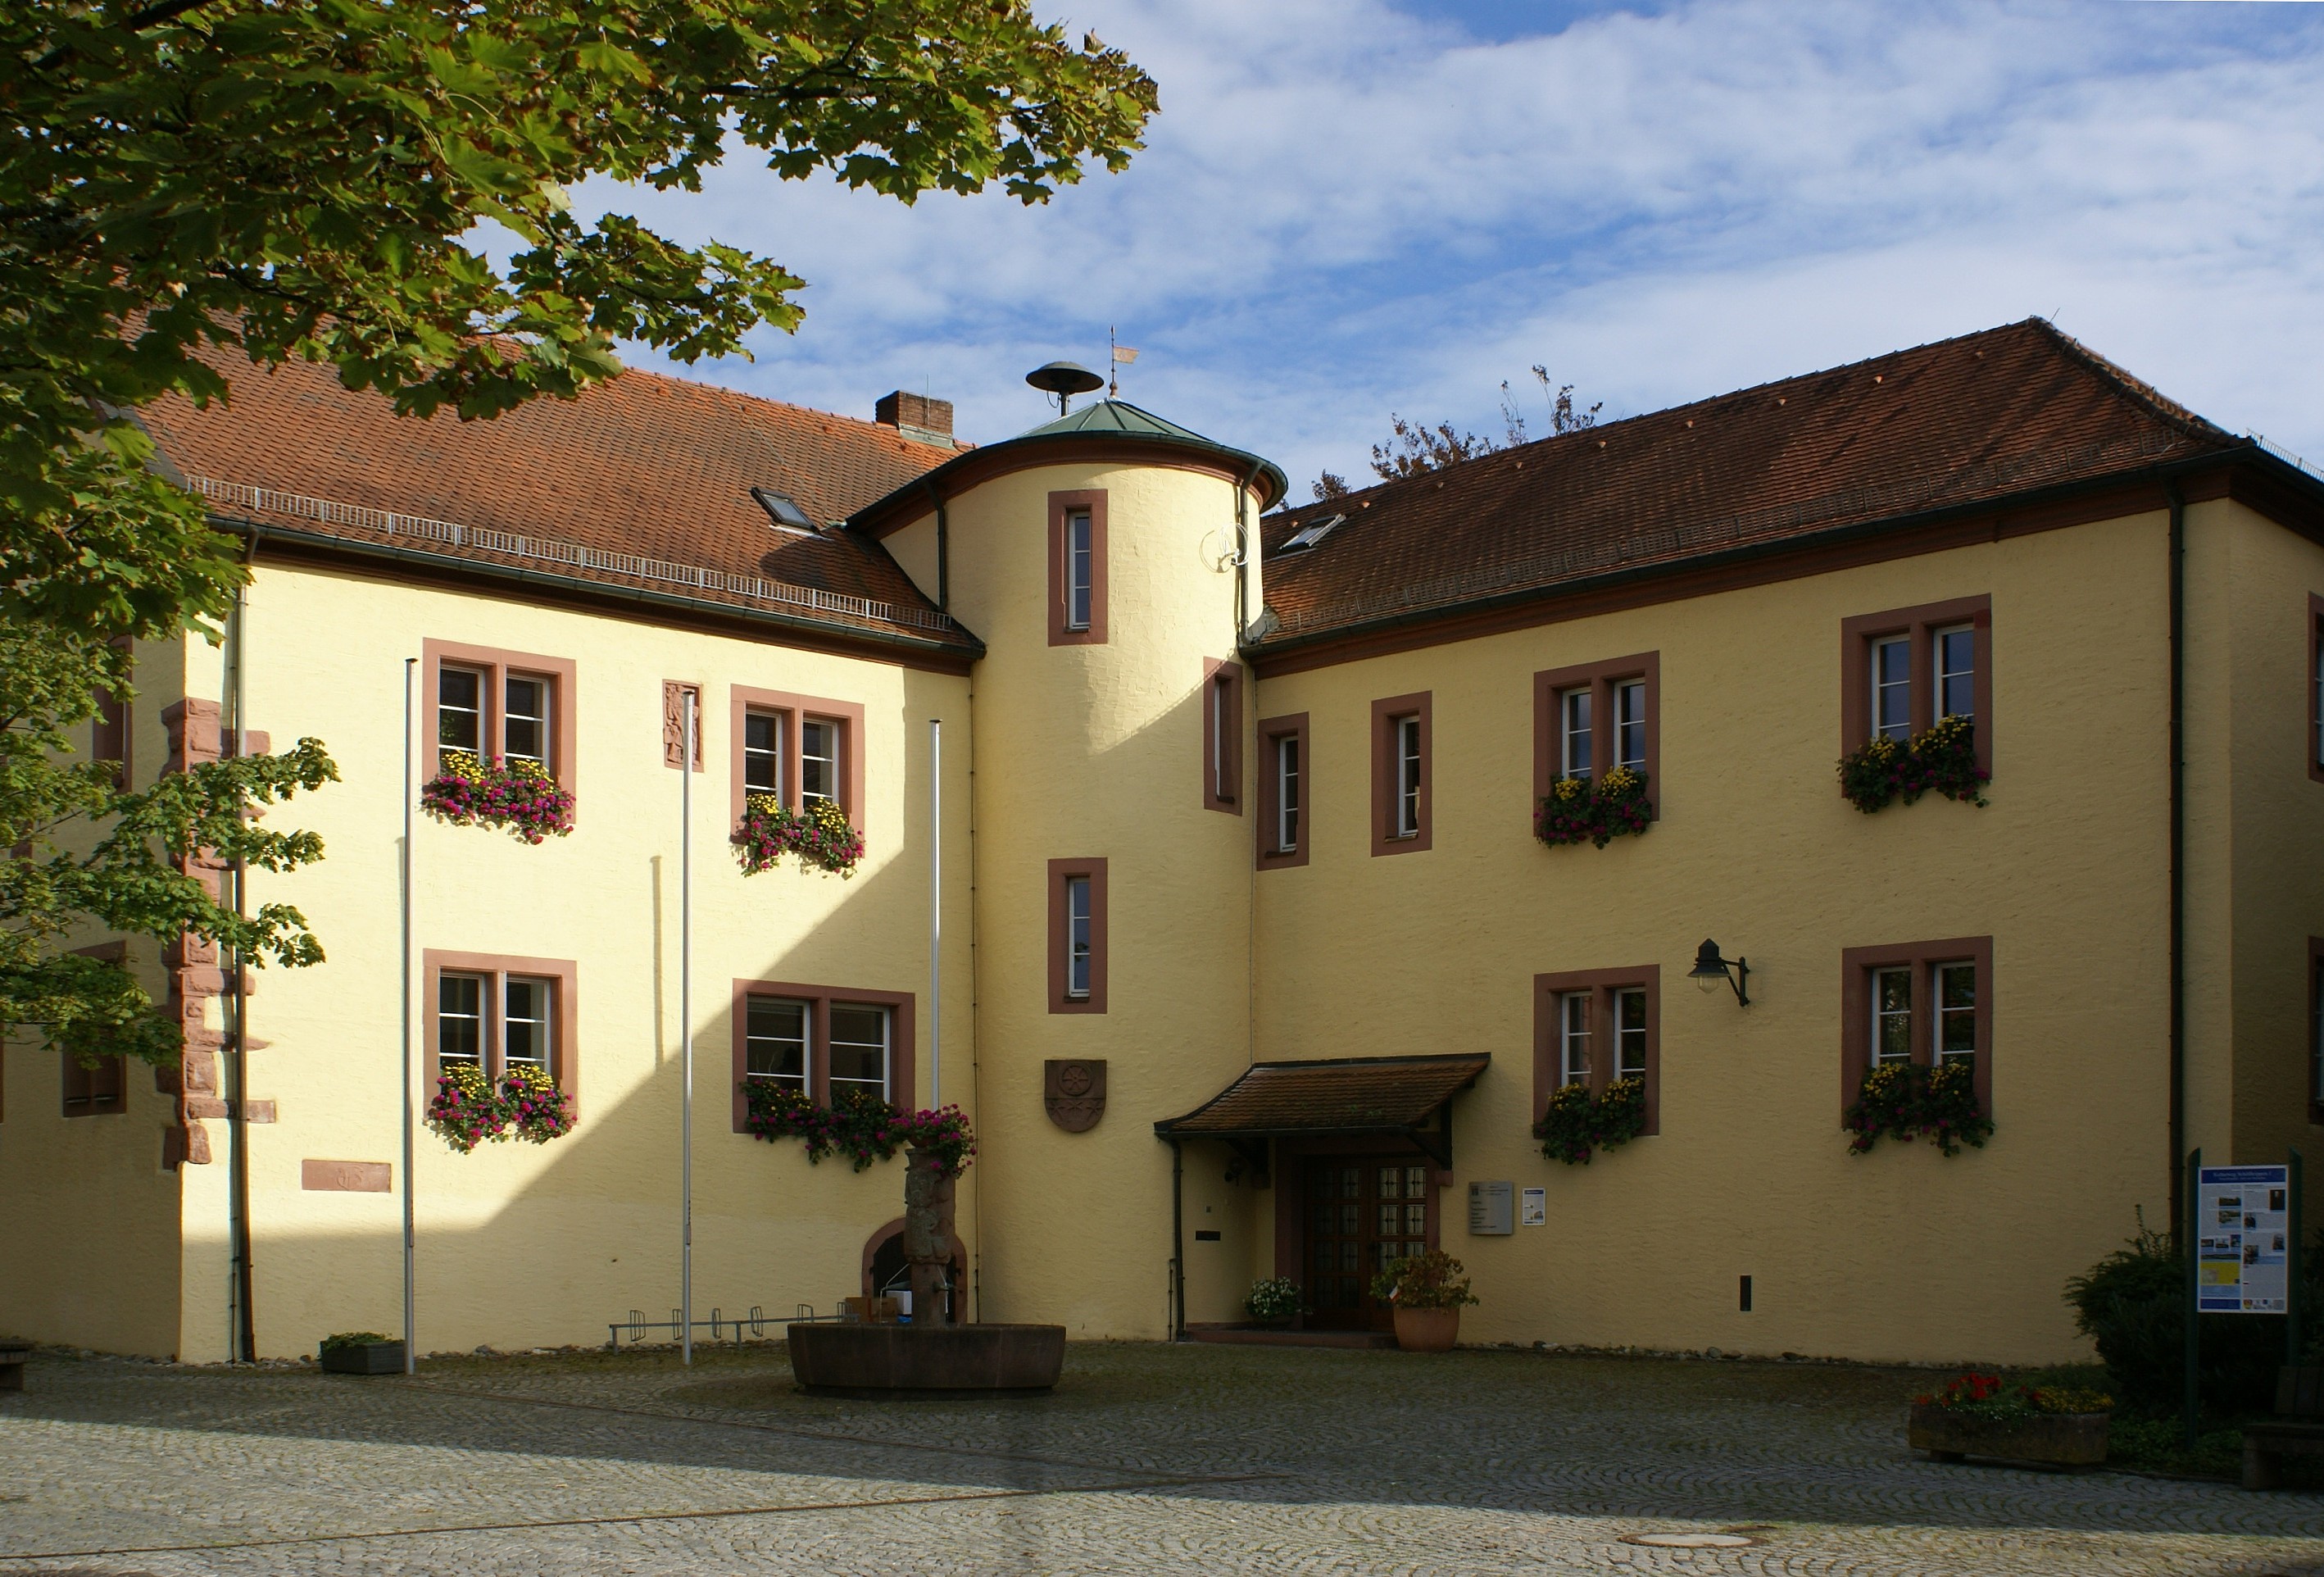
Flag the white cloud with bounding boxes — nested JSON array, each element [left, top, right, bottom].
[[595, 0, 2324, 494]]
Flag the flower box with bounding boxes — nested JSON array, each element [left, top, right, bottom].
[[1908, 1402, 2108, 1466], [320, 1339, 406, 1375], [1392, 1307, 1460, 1352]]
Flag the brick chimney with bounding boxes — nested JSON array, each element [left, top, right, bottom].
[[875, 390, 955, 447]]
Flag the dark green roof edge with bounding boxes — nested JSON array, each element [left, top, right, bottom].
[[847, 398, 1288, 529]]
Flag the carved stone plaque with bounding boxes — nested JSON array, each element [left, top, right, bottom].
[[1043, 1058, 1106, 1133]]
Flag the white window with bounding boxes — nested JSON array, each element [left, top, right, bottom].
[[1275, 734, 1300, 853], [504, 675, 548, 766], [1560, 688, 1592, 779], [1872, 966, 1913, 1066], [1614, 679, 1647, 774], [1066, 511, 1094, 631], [828, 1003, 892, 1104], [1936, 962, 1977, 1067], [1614, 987, 1648, 1080], [503, 977, 552, 1070], [1212, 676, 1236, 803], [743, 710, 783, 798], [438, 973, 483, 1068], [745, 998, 808, 1093], [1559, 991, 1591, 1087], [1396, 715, 1423, 836], [438, 667, 483, 754], [1066, 875, 1093, 998], [1935, 626, 1975, 720], [1872, 637, 1911, 742], [801, 719, 838, 808]]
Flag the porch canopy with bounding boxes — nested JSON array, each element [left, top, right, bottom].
[[1153, 1053, 1490, 1169]]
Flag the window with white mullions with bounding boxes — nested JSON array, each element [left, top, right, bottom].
[[743, 711, 783, 798], [1934, 626, 1975, 720], [1559, 991, 1591, 1086], [1872, 967, 1913, 1065], [1276, 734, 1300, 852], [2313, 957, 2324, 1109], [1396, 715, 1423, 835], [438, 973, 484, 1067], [1065, 510, 1094, 631], [504, 675, 548, 766], [1935, 962, 1977, 1067], [744, 997, 808, 1093], [1066, 875, 1093, 998], [503, 977, 552, 1071], [1560, 689, 1592, 779], [827, 1002, 891, 1103], [1614, 679, 1647, 774], [1212, 676, 1236, 803], [801, 720, 838, 807], [438, 668, 483, 753], [1872, 638, 1911, 741], [1614, 987, 1648, 1080]]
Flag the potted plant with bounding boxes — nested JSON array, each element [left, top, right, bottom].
[[1245, 1277, 1304, 1329], [1371, 1250, 1477, 1352], [319, 1331, 406, 1375], [1908, 1372, 2112, 1465]]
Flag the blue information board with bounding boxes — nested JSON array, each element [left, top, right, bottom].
[[2197, 1165, 2291, 1313]]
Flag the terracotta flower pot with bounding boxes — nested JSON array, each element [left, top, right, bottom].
[[1392, 1306, 1460, 1352]]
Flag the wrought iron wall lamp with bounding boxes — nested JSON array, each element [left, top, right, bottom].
[[1689, 938, 1750, 1006]]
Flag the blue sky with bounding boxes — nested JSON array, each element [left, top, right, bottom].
[[594, 0, 2324, 502]]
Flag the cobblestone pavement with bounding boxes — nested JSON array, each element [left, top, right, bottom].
[[5, 1343, 2324, 1575]]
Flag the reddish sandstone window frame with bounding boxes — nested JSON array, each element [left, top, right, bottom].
[[1532, 966, 1660, 1137], [728, 687, 867, 834], [422, 639, 579, 793], [729, 979, 915, 1133], [61, 940, 129, 1117], [1202, 658, 1245, 814], [2307, 595, 2324, 786], [424, 948, 581, 1119], [1048, 489, 1109, 646], [1533, 652, 1661, 816], [1838, 596, 1993, 775], [1370, 692, 1433, 857], [1838, 935, 1993, 1121], [1256, 712, 1310, 870], [2308, 936, 2324, 1125], [1047, 857, 1109, 1014]]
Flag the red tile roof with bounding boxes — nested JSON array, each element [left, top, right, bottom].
[[1255, 320, 2246, 649], [1155, 1055, 1491, 1136], [141, 353, 976, 653]]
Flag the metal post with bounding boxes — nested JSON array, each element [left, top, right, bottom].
[[2185, 1146, 2201, 1450], [2291, 1148, 2306, 1370], [920, 725, 929, 1111], [401, 657, 416, 1375], [1169, 1138, 1185, 1342], [681, 693, 695, 1366]]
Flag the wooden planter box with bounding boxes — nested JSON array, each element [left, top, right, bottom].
[[1391, 1307, 1460, 1352], [320, 1341, 406, 1375], [1908, 1403, 2109, 1466]]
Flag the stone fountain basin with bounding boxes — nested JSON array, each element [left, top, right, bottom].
[[786, 1322, 1065, 1397]]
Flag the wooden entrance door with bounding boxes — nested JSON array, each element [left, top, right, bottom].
[[1305, 1157, 1432, 1329]]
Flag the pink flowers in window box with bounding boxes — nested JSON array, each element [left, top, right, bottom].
[[420, 750, 574, 843], [733, 795, 863, 877], [425, 1063, 574, 1152]]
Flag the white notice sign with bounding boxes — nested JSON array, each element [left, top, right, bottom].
[[1520, 1187, 1546, 1227], [2197, 1164, 2291, 1313], [1468, 1179, 1514, 1235]]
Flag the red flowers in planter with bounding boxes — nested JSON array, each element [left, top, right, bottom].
[[740, 1084, 975, 1178], [733, 796, 864, 878], [424, 1063, 574, 1152], [421, 750, 574, 843], [1837, 715, 1988, 814]]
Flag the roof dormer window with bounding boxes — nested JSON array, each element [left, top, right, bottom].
[[1279, 513, 1343, 554], [751, 488, 816, 531]]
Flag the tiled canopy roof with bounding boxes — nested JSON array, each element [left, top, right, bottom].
[[141, 353, 977, 654], [1155, 1055, 1490, 1138], [1254, 319, 2246, 648]]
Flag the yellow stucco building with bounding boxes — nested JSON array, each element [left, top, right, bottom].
[[8, 319, 2323, 1367]]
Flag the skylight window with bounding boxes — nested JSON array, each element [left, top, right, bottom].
[[1279, 514, 1343, 553], [751, 488, 816, 531]]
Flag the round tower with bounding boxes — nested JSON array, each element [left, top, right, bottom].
[[853, 395, 1283, 1337]]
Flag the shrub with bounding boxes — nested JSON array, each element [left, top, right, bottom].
[[1837, 715, 1988, 813], [319, 1332, 392, 1352], [2063, 1220, 2321, 1419], [1533, 1075, 1647, 1165], [1245, 1277, 1304, 1323], [1370, 1249, 1477, 1310], [421, 750, 574, 843], [1535, 766, 1652, 849]]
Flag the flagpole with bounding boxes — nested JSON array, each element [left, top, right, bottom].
[[929, 719, 941, 1111], [680, 692, 695, 1366], [400, 657, 416, 1375]]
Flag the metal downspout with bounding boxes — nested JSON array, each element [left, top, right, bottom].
[[227, 534, 256, 1362], [1170, 1138, 1186, 1341], [2167, 481, 2188, 1236]]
